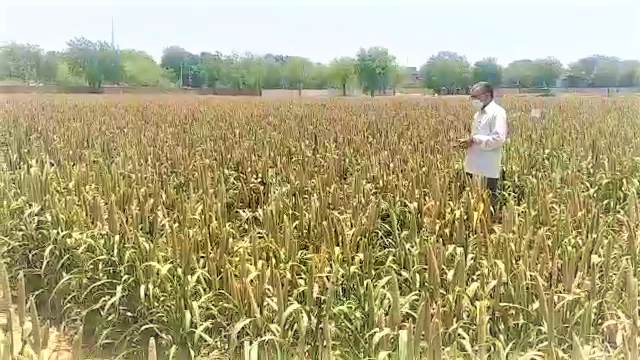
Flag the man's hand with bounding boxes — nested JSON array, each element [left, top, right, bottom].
[[456, 137, 475, 149]]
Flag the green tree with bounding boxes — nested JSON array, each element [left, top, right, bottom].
[[592, 56, 620, 87], [285, 56, 312, 96], [160, 46, 203, 87], [389, 65, 405, 95], [0, 43, 43, 83], [420, 51, 471, 94], [472, 57, 502, 86], [54, 60, 85, 86], [262, 55, 284, 89], [328, 57, 355, 96], [65, 37, 121, 88], [221, 53, 246, 90], [120, 49, 171, 87], [565, 55, 621, 87], [355, 47, 396, 96], [567, 56, 599, 87], [503, 59, 536, 88], [307, 63, 329, 89], [618, 60, 640, 87], [38, 51, 60, 84], [160, 46, 189, 85], [242, 54, 265, 91], [200, 51, 224, 89], [561, 74, 586, 88], [532, 57, 564, 88]]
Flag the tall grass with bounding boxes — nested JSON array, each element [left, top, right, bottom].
[[1, 95, 640, 359]]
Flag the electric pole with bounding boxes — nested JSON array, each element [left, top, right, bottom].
[[111, 17, 120, 85]]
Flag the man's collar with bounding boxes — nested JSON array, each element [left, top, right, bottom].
[[481, 100, 494, 111]]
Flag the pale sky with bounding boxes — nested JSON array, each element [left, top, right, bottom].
[[1, 0, 639, 67]]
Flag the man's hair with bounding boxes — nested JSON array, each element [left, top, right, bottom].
[[473, 81, 494, 98]]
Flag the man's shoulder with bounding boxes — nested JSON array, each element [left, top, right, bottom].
[[488, 101, 506, 116]]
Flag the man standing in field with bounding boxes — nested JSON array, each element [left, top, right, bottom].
[[460, 81, 508, 217]]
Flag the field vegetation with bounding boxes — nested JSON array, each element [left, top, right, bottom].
[[1, 95, 640, 359]]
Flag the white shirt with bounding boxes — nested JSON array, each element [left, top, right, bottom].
[[464, 100, 508, 179]]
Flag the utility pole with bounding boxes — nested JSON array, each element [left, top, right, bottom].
[[111, 17, 115, 49], [111, 17, 120, 85]]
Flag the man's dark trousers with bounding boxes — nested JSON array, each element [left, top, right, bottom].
[[466, 173, 500, 215]]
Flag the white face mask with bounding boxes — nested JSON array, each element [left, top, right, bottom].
[[471, 99, 484, 110]]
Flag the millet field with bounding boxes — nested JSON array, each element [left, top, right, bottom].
[[1, 95, 640, 359]]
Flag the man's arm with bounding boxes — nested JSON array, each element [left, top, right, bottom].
[[472, 111, 507, 151]]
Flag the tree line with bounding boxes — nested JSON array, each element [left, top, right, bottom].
[[425, 52, 640, 93], [1, 37, 639, 95]]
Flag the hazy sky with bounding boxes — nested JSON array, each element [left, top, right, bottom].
[[2, 0, 639, 67]]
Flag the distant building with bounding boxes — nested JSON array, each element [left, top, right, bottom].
[[403, 67, 423, 87]]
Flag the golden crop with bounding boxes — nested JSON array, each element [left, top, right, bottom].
[[1, 94, 640, 359]]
